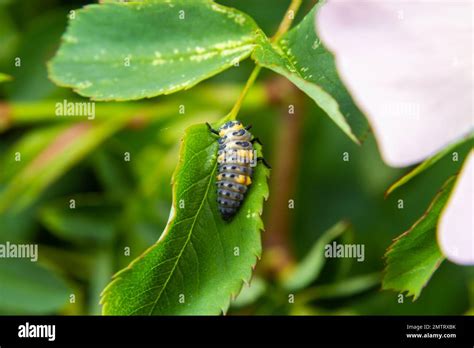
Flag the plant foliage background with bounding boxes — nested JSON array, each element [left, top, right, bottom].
[[0, 0, 472, 315]]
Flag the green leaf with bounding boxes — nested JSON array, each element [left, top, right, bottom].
[[382, 177, 456, 300], [88, 251, 114, 315], [91, 149, 135, 199], [0, 8, 19, 67], [101, 122, 270, 315], [0, 208, 37, 242], [48, 0, 260, 101], [252, 3, 369, 144], [38, 245, 95, 281], [0, 103, 171, 213], [0, 124, 67, 183], [0, 118, 128, 213], [0, 259, 71, 314], [5, 11, 66, 101], [385, 133, 474, 197], [231, 276, 267, 308], [299, 272, 381, 302], [282, 221, 350, 292], [0, 72, 12, 83], [39, 194, 120, 245]]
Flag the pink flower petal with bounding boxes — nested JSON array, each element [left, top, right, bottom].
[[438, 151, 474, 265], [316, 0, 473, 167]]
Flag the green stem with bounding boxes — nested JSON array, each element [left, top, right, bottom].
[[227, 0, 303, 121], [227, 65, 261, 121], [272, 0, 303, 42]]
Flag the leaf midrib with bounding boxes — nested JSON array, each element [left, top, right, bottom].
[[56, 40, 257, 65], [255, 39, 307, 84], [147, 142, 217, 315]]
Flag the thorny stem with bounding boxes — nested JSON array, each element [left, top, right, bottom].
[[227, 0, 303, 121]]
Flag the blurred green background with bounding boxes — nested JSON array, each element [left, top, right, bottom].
[[0, 0, 472, 315]]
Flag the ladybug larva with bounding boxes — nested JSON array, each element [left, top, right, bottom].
[[207, 120, 270, 221]]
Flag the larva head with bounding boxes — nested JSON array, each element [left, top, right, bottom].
[[218, 120, 244, 137]]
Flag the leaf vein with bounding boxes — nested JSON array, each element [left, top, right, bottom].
[[147, 155, 218, 314]]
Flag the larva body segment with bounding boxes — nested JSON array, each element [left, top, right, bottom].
[[215, 121, 255, 221]]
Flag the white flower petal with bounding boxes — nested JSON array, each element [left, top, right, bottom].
[[438, 151, 474, 265], [316, 0, 473, 167]]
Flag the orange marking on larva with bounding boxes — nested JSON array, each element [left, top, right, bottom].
[[234, 175, 246, 185], [212, 120, 256, 221], [219, 124, 244, 137], [234, 174, 252, 186], [245, 176, 252, 185]]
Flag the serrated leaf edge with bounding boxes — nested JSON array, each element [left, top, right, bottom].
[[381, 177, 455, 300], [100, 123, 269, 315]]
